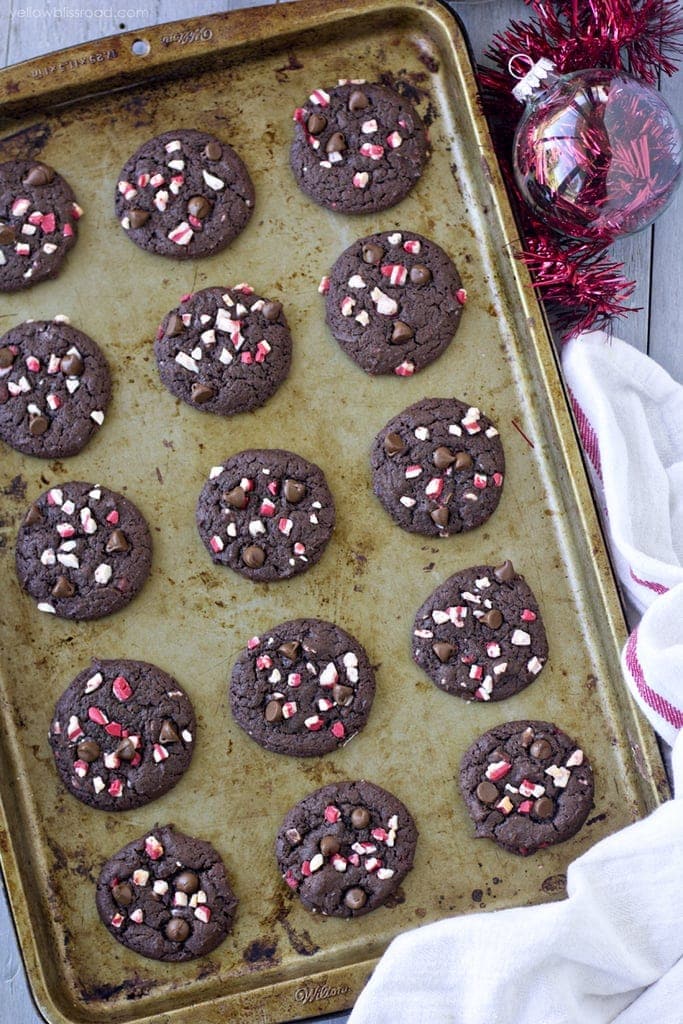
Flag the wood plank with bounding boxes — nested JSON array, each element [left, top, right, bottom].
[[648, 65, 683, 378]]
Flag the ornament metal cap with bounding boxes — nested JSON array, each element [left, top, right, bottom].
[[510, 55, 556, 103]]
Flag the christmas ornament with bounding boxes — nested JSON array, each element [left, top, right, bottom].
[[476, 0, 683, 336], [511, 59, 682, 243]]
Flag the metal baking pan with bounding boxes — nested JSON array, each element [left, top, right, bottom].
[[0, 1, 667, 1022]]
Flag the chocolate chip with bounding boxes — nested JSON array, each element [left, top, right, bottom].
[[433, 446, 455, 469], [175, 870, 200, 894], [533, 796, 554, 819], [112, 882, 134, 907], [409, 264, 432, 285], [283, 478, 306, 504], [165, 313, 184, 338], [76, 739, 100, 763], [454, 451, 473, 471], [326, 131, 346, 154], [0, 225, 15, 246], [51, 575, 75, 598], [261, 300, 282, 322], [159, 720, 180, 743], [105, 529, 130, 554], [24, 503, 43, 526], [333, 683, 354, 706], [187, 195, 211, 219], [60, 351, 84, 376], [530, 738, 552, 760], [362, 243, 383, 265], [344, 887, 367, 910], [129, 208, 150, 229], [204, 141, 222, 161], [476, 781, 499, 805], [23, 164, 54, 187], [265, 700, 283, 723], [243, 545, 265, 568], [432, 641, 454, 663], [350, 806, 370, 829], [191, 382, 215, 404], [165, 917, 190, 942], [115, 737, 136, 761], [494, 559, 515, 583], [520, 727, 535, 748], [319, 835, 340, 857], [384, 432, 406, 456], [481, 609, 503, 629], [430, 507, 450, 529], [223, 486, 248, 509], [307, 113, 327, 136], [390, 321, 414, 344], [28, 414, 49, 436], [349, 90, 369, 112], [278, 640, 301, 661]]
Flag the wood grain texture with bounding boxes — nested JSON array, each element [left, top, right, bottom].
[[0, 3, 680, 1023]]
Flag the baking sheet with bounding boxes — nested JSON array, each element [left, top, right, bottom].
[[0, 1, 667, 1022]]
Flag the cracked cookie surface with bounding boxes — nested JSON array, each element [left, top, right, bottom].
[[154, 284, 291, 415], [115, 129, 254, 259], [370, 397, 504, 536], [324, 230, 464, 376], [412, 561, 548, 701], [460, 720, 594, 856], [96, 825, 237, 961], [50, 659, 195, 811]]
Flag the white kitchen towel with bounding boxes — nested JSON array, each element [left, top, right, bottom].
[[348, 729, 683, 1024], [561, 330, 683, 613]]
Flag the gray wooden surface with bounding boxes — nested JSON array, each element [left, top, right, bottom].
[[1, 1, 681, 1022]]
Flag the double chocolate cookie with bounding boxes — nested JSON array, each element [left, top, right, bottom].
[[371, 397, 504, 536], [460, 720, 594, 856], [154, 284, 291, 415], [0, 159, 82, 292], [324, 231, 465, 376], [96, 826, 237, 961], [291, 80, 430, 213], [276, 780, 418, 917], [230, 618, 375, 756], [0, 319, 110, 459], [50, 659, 195, 811], [196, 449, 335, 582], [115, 129, 254, 259], [15, 482, 152, 620], [412, 561, 548, 701]]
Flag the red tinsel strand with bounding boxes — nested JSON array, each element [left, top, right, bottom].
[[477, 0, 683, 335]]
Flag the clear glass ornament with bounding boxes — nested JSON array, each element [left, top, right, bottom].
[[511, 60, 682, 242]]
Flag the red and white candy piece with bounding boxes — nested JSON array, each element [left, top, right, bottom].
[[144, 835, 164, 860], [485, 759, 512, 782]]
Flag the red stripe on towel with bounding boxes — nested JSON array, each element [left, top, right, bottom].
[[625, 628, 683, 728], [568, 388, 603, 482], [629, 569, 669, 597]]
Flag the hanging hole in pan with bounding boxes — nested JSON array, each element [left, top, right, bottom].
[[131, 39, 151, 56]]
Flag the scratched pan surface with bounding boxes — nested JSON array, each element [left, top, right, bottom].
[[0, 1, 667, 1022]]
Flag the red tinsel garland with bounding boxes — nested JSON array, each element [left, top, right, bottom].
[[477, 0, 683, 337]]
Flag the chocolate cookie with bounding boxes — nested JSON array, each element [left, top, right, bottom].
[[115, 129, 254, 259], [371, 398, 504, 536], [96, 825, 237, 961], [276, 780, 418, 917], [154, 284, 291, 415], [291, 81, 430, 213], [230, 618, 375, 757], [49, 659, 195, 811], [0, 159, 82, 292], [412, 561, 548, 701], [15, 482, 152, 620], [323, 231, 465, 377], [196, 449, 335, 582], [0, 319, 111, 458], [460, 720, 594, 856]]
